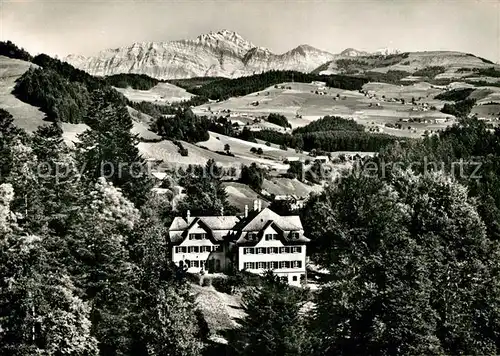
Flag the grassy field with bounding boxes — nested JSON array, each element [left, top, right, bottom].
[[60, 122, 90, 147], [0, 56, 47, 132], [193, 81, 457, 137], [223, 182, 270, 211], [114, 82, 194, 104], [191, 283, 244, 339]]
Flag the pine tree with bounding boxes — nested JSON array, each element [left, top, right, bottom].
[[77, 90, 152, 207], [0, 108, 25, 183], [228, 272, 312, 356]]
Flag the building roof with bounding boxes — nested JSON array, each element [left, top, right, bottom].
[[168, 215, 240, 243], [235, 208, 302, 232], [168, 208, 309, 246]]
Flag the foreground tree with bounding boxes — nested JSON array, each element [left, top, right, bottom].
[[228, 272, 312, 356], [177, 159, 235, 216], [306, 170, 500, 354]]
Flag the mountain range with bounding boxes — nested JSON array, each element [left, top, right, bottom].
[[64, 29, 497, 80], [64, 30, 403, 79]]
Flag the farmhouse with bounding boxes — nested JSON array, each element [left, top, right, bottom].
[[168, 202, 309, 286]]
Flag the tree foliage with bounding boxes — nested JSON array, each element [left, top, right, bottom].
[[0, 40, 33, 61]]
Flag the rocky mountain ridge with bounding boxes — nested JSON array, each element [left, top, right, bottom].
[[64, 30, 378, 79]]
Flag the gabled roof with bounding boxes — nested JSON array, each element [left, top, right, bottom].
[[167, 208, 309, 246], [234, 208, 303, 232], [168, 215, 240, 244], [232, 208, 309, 246], [168, 216, 239, 232]]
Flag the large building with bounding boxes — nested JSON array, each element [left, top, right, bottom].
[[167, 202, 309, 286]]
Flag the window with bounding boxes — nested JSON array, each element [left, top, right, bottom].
[[272, 261, 279, 269], [292, 261, 302, 268], [256, 248, 266, 254], [247, 233, 257, 240], [185, 260, 191, 268], [257, 262, 266, 269], [267, 247, 278, 254], [292, 246, 301, 253], [244, 262, 255, 269], [192, 260, 199, 268], [189, 233, 207, 240], [265, 234, 273, 241], [176, 246, 187, 253], [279, 247, 287, 254], [280, 261, 286, 269], [280, 276, 287, 282], [291, 232, 300, 239], [292, 276, 298, 281], [200, 261, 206, 268], [244, 247, 254, 254], [201, 246, 211, 253], [188, 246, 199, 253]]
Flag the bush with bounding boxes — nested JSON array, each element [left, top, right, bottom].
[[212, 277, 234, 294], [240, 163, 265, 190], [201, 276, 213, 287], [267, 113, 291, 128]]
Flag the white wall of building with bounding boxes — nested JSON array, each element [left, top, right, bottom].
[[171, 221, 227, 273], [237, 226, 307, 286]]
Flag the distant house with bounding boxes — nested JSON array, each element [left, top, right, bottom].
[[311, 81, 326, 86], [314, 156, 329, 163], [274, 194, 307, 210], [167, 203, 309, 286]]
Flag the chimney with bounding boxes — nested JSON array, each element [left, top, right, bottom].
[[253, 199, 258, 211], [258, 199, 262, 212], [244, 205, 248, 218], [186, 210, 190, 222]]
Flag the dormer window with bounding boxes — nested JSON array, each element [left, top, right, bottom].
[[247, 233, 257, 240], [189, 233, 207, 240], [291, 232, 300, 239], [265, 233, 279, 241]]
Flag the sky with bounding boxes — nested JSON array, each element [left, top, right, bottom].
[[1, 0, 499, 62]]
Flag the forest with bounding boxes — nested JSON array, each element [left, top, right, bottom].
[[178, 70, 369, 100], [104, 73, 161, 90], [248, 116, 401, 153]]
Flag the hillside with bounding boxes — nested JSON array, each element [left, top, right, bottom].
[[0, 56, 47, 132], [64, 30, 336, 79], [314, 51, 500, 82], [114, 82, 194, 104], [193, 81, 458, 138]]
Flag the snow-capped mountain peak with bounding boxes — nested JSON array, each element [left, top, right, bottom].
[[64, 29, 336, 79]]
